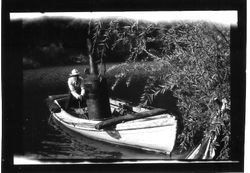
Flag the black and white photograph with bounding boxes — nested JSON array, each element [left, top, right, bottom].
[[1, 0, 246, 172]]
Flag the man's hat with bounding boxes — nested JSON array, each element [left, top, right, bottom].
[[69, 69, 80, 76]]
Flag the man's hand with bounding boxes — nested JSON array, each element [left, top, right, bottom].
[[75, 95, 82, 100]]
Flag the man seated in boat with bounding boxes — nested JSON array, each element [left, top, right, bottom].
[[66, 69, 87, 110]]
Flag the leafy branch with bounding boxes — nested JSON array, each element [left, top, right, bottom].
[[91, 19, 231, 159]]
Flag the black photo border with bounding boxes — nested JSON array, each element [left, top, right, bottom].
[[1, 0, 246, 172]]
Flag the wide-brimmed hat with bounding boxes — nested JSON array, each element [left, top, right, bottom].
[[69, 69, 80, 76]]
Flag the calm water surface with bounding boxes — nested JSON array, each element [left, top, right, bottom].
[[22, 65, 170, 161]]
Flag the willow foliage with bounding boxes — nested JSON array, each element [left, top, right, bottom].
[[89, 19, 231, 160]]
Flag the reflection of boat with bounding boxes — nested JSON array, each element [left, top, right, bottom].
[[47, 94, 177, 154]]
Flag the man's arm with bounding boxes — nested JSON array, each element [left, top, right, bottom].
[[80, 78, 85, 96], [68, 79, 81, 99]]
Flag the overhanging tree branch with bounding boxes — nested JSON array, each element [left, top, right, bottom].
[[142, 48, 161, 60]]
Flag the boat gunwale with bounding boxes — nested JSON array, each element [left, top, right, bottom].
[[53, 111, 177, 132], [51, 97, 177, 132]]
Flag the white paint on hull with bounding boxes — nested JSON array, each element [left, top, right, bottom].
[[52, 99, 177, 154]]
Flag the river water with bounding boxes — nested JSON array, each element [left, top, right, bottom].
[[21, 65, 170, 162]]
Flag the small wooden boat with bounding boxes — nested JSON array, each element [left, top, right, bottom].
[[47, 94, 177, 154]]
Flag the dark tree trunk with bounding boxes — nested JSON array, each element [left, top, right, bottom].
[[85, 39, 111, 120]]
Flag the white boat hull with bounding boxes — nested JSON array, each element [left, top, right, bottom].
[[51, 99, 177, 154]]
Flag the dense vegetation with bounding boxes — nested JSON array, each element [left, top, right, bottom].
[[20, 17, 231, 159], [19, 18, 125, 69], [88, 19, 231, 160], [21, 17, 89, 68]]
